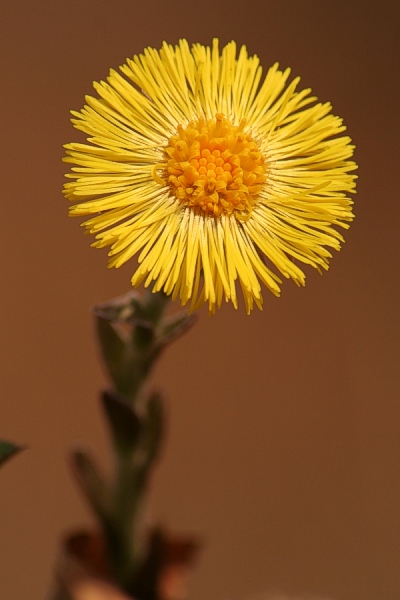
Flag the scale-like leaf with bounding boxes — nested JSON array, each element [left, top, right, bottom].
[[70, 449, 110, 525], [101, 391, 141, 455], [0, 440, 23, 468], [141, 392, 164, 468]]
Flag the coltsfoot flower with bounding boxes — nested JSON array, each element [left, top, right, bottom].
[[64, 39, 357, 314]]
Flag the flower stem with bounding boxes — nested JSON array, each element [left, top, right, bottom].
[[93, 289, 172, 592]]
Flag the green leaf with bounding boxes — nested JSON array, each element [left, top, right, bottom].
[[95, 315, 128, 385], [101, 390, 141, 455], [70, 449, 110, 524], [157, 312, 197, 349], [93, 291, 196, 404], [94, 298, 155, 399], [0, 441, 24, 468], [93, 291, 141, 324], [141, 392, 164, 468]]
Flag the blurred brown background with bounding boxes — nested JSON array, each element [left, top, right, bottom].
[[1, 1, 399, 599]]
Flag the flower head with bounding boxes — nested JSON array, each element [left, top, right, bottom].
[[64, 39, 357, 314]]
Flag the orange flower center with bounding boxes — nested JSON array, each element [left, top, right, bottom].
[[164, 114, 266, 220]]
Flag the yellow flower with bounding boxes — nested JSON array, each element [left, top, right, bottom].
[[63, 39, 357, 314]]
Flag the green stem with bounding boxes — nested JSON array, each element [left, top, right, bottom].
[[108, 457, 141, 585], [103, 290, 170, 590]]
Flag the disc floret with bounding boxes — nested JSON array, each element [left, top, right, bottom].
[[164, 114, 266, 220]]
